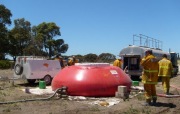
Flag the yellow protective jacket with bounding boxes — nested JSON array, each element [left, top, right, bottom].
[[158, 58, 173, 77], [140, 54, 159, 84], [113, 59, 122, 68], [68, 59, 78, 66], [54, 58, 60, 61]]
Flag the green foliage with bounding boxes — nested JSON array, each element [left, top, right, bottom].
[[0, 60, 11, 69], [54, 39, 68, 54], [66, 53, 116, 63], [0, 5, 12, 59], [0, 5, 68, 59], [8, 18, 31, 57], [1, 5, 117, 61], [98, 53, 116, 63], [0, 5, 12, 24], [84, 53, 98, 62], [33, 22, 68, 58], [74, 54, 84, 62]]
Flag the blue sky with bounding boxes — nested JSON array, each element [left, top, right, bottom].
[[1, 0, 180, 57]]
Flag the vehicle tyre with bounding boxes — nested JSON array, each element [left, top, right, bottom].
[[14, 64, 23, 75], [27, 79, 36, 84], [44, 75, 52, 85]]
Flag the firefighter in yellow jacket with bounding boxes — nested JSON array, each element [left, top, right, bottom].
[[68, 56, 78, 66], [158, 54, 173, 95], [140, 50, 159, 106], [113, 57, 122, 68]]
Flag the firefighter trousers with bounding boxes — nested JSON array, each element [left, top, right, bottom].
[[144, 84, 157, 102], [161, 77, 170, 93]]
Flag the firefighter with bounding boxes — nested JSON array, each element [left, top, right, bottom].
[[68, 56, 78, 66], [158, 54, 173, 95], [113, 57, 122, 68], [140, 50, 159, 106]]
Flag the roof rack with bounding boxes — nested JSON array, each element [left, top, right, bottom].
[[133, 34, 163, 50]]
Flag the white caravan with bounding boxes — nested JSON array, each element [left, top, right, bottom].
[[14, 56, 61, 85]]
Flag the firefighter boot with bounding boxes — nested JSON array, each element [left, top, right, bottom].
[[166, 89, 170, 95], [152, 98, 157, 106]]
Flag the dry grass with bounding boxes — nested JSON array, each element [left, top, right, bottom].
[[0, 69, 180, 114]]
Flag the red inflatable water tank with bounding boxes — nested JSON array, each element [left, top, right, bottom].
[[51, 63, 132, 97]]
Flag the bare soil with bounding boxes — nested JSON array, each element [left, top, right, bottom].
[[0, 69, 180, 114]]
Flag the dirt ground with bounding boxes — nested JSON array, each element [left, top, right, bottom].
[[0, 69, 180, 114]]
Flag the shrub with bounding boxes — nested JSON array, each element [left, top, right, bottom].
[[0, 60, 12, 69]]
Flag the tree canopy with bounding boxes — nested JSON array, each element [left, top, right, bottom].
[[0, 4, 116, 63], [0, 4, 12, 59], [9, 18, 31, 59], [0, 5, 69, 60], [33, 22, 68, 58]]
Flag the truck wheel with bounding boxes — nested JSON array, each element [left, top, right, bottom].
[[27, 79, 36, 84], [14, 64, 23, 75], [44, 75, 52, 85]]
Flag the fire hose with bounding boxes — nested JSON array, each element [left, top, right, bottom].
[[156, 85, 180, 98], [131, 84, 180, 98], [156, 94, 180, 98], [0, 86, 68, 105]]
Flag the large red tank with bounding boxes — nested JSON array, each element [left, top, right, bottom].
[[51, 63, 132, 97]]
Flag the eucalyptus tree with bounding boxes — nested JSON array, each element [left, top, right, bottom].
[[34, 22, 68, 58], [0, 4, 12, 59], [53, 39, 68, 55], [98, 53, 116, 63], [8, 18, 31, 59], [84, 53, 98, 62]]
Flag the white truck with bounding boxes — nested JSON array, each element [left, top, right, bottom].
[[14, 56, 61, 85]]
